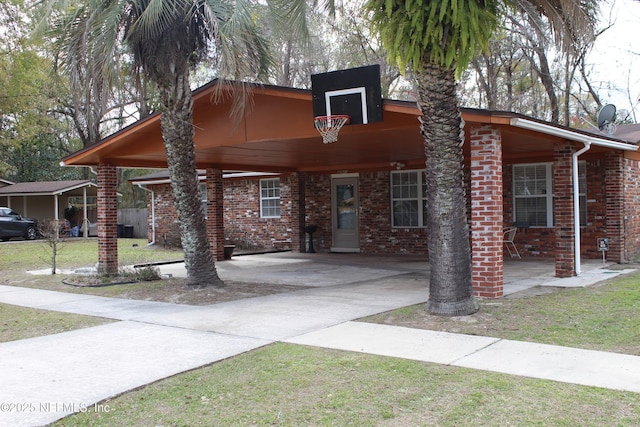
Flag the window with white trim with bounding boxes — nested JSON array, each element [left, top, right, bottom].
[[260, 178, 281, 218], [513, 162, 586, 228], [199, 183, 207, 218], [577, 162, 587, 226], [391, 170, 427, 227]]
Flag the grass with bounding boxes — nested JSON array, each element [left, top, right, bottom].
[[363, 272, 640, 356], [0, 238, 183, 295], [0, 303, 112, 343], [0, 238, 183, 273], [55, 343, 640, 427]]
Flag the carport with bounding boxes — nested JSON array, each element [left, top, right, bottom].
[[60, 80, 640, 298]]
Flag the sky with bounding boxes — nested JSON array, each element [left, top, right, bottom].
[[590, 0, 640, 121]]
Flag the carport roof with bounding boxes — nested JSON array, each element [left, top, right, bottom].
[[0, 180, 96, 197], [61, 80, 640, 172]]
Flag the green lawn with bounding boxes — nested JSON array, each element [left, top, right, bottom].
[[55, 343, 640, 427], [0, 238, 183, 272], [364, 272, 640, 356], [0, 303, 112, 343]]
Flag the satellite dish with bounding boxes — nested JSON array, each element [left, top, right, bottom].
[[597, 104, 617, 130]]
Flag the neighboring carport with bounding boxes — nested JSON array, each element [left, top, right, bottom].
[[0, 180, 98, 238]]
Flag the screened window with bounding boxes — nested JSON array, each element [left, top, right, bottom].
[[513, 162, 586, 228], [260, 178, 281, 218], [391, 170, 427, 227]]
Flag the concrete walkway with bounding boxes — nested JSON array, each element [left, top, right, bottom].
[[0, 253, 638, 426]]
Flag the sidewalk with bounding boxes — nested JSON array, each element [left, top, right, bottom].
[[0, 253, 638, 426]]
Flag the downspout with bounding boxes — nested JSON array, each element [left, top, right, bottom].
[[573, 142, 591, 275], [136, 184, 156, 246]]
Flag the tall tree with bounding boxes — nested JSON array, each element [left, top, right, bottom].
[[366, 0, 598, 315], [40, 0, 306, 286], [0, 1, 81, 181]]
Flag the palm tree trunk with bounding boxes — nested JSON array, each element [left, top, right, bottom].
[[416, 61, 478, 316], [158, 68, 223, 288]]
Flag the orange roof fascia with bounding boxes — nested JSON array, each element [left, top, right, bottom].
[[62, 112, 161, 166], [383, 101, 513, 126]]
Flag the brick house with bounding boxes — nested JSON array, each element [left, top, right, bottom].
[[62, 80, 640, 298]]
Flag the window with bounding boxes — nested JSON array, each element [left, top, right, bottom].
[[260, 178, 280, 218], [513, 162, 586, 228], [199, 183, 207, 218], [391, 170, 427, 227], [577, 162, 587, 226]]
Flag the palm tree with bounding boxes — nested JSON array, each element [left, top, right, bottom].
[[41, 0, 307, 287], [366, 0, 598, 315]]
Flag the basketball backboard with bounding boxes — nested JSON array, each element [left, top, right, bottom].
[[311, 64, 383, 126]]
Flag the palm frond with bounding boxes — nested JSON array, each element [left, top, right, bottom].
[[514, 0, 600, 50]]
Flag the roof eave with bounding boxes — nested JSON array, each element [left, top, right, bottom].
[[510, 117, 639, 151]]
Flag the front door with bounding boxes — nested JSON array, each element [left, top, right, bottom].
[[331, 177, 359, 252]]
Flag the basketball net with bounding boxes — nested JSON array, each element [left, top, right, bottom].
[[314, 115, 350, 144]]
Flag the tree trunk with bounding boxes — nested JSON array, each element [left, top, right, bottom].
[[158, 68, 224, 288], [533, 44, 560, 124], [415, 61, 478, 316]]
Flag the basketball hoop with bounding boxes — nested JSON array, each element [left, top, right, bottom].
[[314, 115, 350, 144]]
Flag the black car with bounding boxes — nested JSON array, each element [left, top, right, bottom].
[[0, 207, 38, 241]]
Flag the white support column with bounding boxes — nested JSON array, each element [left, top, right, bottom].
[[83, 187, 89, 238], [54, 195, 60, 220]]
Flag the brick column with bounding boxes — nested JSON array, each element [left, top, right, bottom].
[[287, 172, 306, 252], [605, 152, 625, 263], [470, 126, 504, 299], [206, 167, 225, 261], [97, 164, 118, 274], [554, 143, 576, 277]]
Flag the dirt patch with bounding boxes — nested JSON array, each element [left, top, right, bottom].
[[61, 275, 311, 306], [126, 279, 310, 305]]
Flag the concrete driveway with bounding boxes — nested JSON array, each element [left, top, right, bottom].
[[160, 251, 621, 296]]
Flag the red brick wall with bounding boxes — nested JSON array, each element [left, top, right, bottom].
[[624, 157, 640, 262], [150, 175, 303, 252], [554, 144, 576, 277], [145, 152, 628, 261], [359, 171, 429, 254], [503, 157, 612, 261], [206, 168, 225, 261], [582, 158, 607, 259], [303, 174, 332, 251], [224, 175, 298, 251], [97, 164, 118, 273], [151, 183, 180, 247], [470, 126, 503, 298]]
